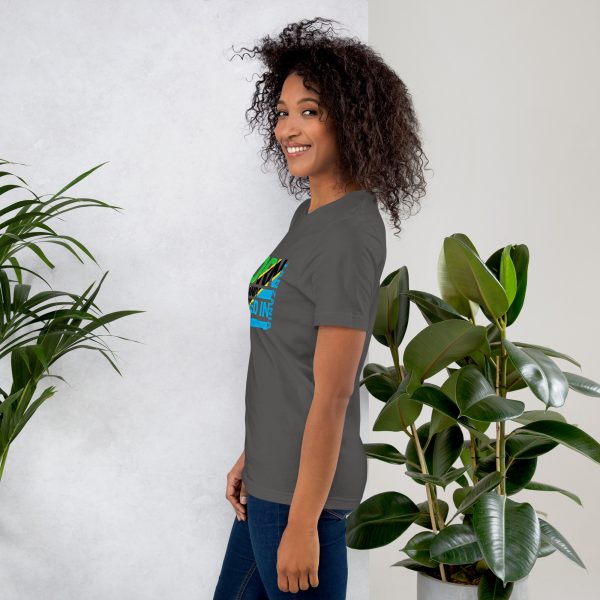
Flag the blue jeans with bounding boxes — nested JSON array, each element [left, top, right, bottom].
[[213, 493, 352, 599]]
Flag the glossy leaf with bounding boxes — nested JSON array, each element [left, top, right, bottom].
[[472, 493, 540, 583], [373, 388, 422, 432], [511, 409, 566, 425], [524, 481, 582, 506], [454, 364, 498, 419], [362, 363, 398, 401], [373, 267, 410, 349], [432, 424, 464, 476], [406, 466, 469, 489], [404, 319, 488, 381], [438, 237, 474, 318], [430, 523, 483, 564], [499, 246, 517, 307], [401, 531, 437, 567], [390, 558, 432, 572], [346, 491, 420, 550], [448, 471, 504, 523], [485, 243, 529, 327], [509, 420, 600, 465], [363, 442, 406, 465], [475, 454, 537, 495], [477, 570, 515, 600], [402, 289, 466, 324], [505, 432, 558, 459], [502, 340, 568, 408], [491, 340, 581, 369], [414, 499, 449, 530], [443, 236, 509, 321], [563, 371, 600, 397], [538, 518, 585, 568], [462, 395, 525, 423]]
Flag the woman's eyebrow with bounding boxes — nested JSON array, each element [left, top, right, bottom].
[[276, 97, 320, 106]]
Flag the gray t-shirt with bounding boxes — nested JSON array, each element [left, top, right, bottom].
[[242, 189, 387, 510]]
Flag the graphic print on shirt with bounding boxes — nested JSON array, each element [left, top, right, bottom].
[[248, 255, 288, 330]]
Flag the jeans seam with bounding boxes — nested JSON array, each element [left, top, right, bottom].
[[235, 561, 258, 600], [322, 508, 346, 520]]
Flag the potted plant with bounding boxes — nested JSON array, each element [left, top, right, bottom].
[[0, 158, 143, 481], [346, 233, 600, 599]]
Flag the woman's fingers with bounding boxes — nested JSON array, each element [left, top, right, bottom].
[[226, 472, 246, 520]]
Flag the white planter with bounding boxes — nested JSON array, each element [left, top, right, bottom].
[[417, 571, 529, 600]]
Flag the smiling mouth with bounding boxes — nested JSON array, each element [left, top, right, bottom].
[[286, 145, 311, 157]]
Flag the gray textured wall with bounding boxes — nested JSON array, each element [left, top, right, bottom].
[[368, 1, 600, 599], [0, 2, 369, 599]]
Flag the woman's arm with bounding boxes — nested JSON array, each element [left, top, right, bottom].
[[287, 324, 367, 528]]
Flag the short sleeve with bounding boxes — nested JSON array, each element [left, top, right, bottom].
[[311, 222, 383, 330]]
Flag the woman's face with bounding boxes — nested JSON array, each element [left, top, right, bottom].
[[274, 72, 340, 181]]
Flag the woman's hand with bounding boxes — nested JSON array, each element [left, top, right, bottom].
[[276, 522, 320, 592], [226, 450, 247, 521]]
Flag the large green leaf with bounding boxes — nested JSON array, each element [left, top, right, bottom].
[[524, 481, 582, 506], [362, 363, 398, 401], [477, 570, 515, 600], [373, 267, 410, 349], [390, 558, 432, 572], [448, 471, 504, 524], [406, 466, 469, 489], [505, 432, 558, 459], [410, 384, 460, 420], [345, 491, 420, 550], [363, 442, 406, 466], [485, 243, 529, 327], [443, 236, 509, 321], [402, 289, 466, 325], [438, 236, 475, 318], [447, 366, 491, 432], [502, 340, 568, 408], [461, 395, 525, 423], [454, 365, 495, 412], [492, 341, 581, 369], [563, 372, 600, 397], [430, 523, 483, 564], [499, 246, 517, 307], [404, 319, 488, 381], [414, 499, 449, 530], [432, 424, 464, 476], [401, 531, 437, 567], [475, 454, 537, 495], [472, 493, 540, 583], [538, 518, 585, 568], [511, 409, 565, 425], [373, 388, 422, 432], [509, 420, 600, 465]]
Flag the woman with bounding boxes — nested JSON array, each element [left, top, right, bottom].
[[214, 17, 428, 599]]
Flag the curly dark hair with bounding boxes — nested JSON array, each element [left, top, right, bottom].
[[229, 17, 431, 236]]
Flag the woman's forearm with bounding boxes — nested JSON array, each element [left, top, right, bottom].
[[287, 395, 349, 528]]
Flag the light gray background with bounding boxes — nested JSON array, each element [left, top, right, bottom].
[[367, 1, 600, 599], [1, 1, 598, 599], [0, 1, 370, 599]]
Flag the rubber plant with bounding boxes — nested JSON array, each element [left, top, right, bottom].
[[346, 233, 600, 599], [0, 158, 143, 481]]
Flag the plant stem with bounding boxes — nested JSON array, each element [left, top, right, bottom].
[[469, 432, 478, 484], [0, 447, 7, 481], [392, 346, 447, 582], [495, 318, 508, 496], [410, 421, 447, 582]]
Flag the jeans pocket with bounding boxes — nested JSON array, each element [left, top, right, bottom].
[[322, 507, 351, 521]]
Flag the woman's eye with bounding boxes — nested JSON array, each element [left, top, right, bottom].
[[274, 109, 317, 117]]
